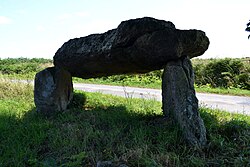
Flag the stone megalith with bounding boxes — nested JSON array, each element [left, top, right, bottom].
[[34, 17, 210, 147], [162, 57, 207, 147], [34, 66, 73, 116]]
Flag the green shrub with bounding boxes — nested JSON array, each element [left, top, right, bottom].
[[204, 58, 243, 87], [193, 58, 249, 90]]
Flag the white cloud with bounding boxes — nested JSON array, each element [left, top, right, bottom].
[[57, 11, 89, 21], [0, 16, 12, 25], [58, 13, 72, 20], [36, 25, 46, 32], [16, 9, 28, 15], [74, 12, 89, 18]]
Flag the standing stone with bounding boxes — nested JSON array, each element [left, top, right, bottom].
[[34, 67, 73, 116], [162, 56, 207, 148]]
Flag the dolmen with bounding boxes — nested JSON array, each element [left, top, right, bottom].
[[34, 17, 209, 148]]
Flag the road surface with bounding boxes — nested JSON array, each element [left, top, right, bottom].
[[74, 83, 250, 115]]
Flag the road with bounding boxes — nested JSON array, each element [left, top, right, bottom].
[[74, 83, 250, 115]]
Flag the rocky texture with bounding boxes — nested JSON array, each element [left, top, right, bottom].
[[34, 67, 73, 116], [54, 17, 209, 79], [162, 56, 207, 147]]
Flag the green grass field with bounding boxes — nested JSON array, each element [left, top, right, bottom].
[[0, 80, 249, 166]]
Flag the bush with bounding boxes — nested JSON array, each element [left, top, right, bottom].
[[236, 73, 250, 89], [193, 58, 250, 90]]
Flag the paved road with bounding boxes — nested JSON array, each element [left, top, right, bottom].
[[74, 83, 250, 115]]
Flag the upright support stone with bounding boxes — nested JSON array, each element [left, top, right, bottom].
[[34, 67, 73, 117], [162, 56, 207, 148]]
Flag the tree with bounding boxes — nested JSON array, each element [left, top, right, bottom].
[[246, 20, 250, 39]]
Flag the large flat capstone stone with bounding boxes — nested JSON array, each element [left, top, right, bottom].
[[54, 17, 209, 78]]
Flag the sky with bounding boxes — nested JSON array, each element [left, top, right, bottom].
[[0, 0, 250, 59]]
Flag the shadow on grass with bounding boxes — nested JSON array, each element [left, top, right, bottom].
[[199, 109, 250, 166], [0, 92, 181, 166], [0, 91, 249, 166]]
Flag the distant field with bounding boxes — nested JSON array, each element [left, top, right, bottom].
[[0, 58, 53, 79]]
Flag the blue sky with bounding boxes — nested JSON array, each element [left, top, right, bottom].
[[0, 0, 249, 59]]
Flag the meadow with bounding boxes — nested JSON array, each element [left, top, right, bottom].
[[0, 80, 249, 166]]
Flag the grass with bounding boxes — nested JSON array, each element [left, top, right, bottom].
[[73, 77, 162, 89], [194, 85, 250, 97], [0, 72, 37, 80], [0, 80, 249, 166]]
